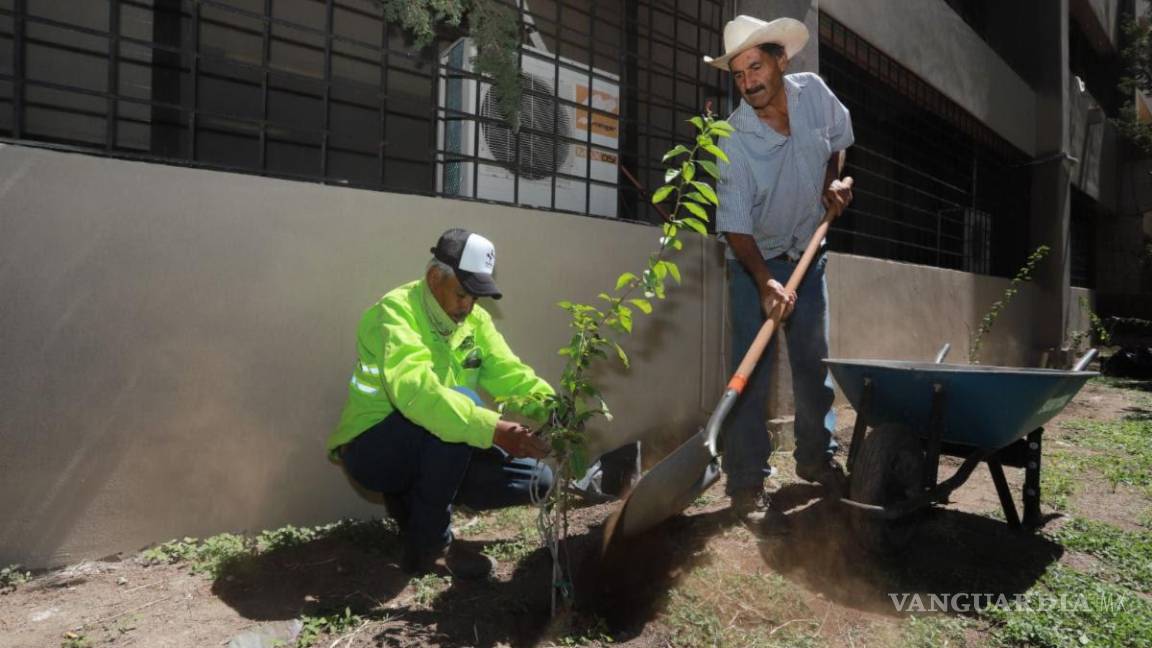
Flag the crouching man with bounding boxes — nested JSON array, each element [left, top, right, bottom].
[[327, 228, 554, 579]]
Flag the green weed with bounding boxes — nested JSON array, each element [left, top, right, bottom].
[[901, 614, 970, 648], [1, 564, 32, 590], [296, 607, 362, 648], [139, 533, 250, 577], [1052, 518, 1152, 593], [1060, 418, 1152, 496], [1040, 450, 1081, 512], [410, 573, 450, 607], [982, 564, 1152, 647]]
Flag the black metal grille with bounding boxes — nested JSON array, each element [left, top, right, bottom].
[[0, 0, 726, 223], [819, 12, 1032, 277]]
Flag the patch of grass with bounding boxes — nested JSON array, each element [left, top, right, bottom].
[[138, 533, 250, 577], [1, 564, 32, 590], [1040, 450, 1081, 512], [1060, 418, 1152, 496], [1052, 518, 1152, 593], [546, 615, 613, 647], [410, 573, 451, 607], [901, 614, 970, 648], [484, 531, 537, 562], [296, 607, 363, 648], [663, 567, 818, 647], [982, 564, 1152, 647], [138, 518, 398, 578]]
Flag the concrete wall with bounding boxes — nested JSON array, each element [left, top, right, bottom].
[[820, 0, 1038, 156], [0, 144, 727, 568], [827, 254, 1044, 367]]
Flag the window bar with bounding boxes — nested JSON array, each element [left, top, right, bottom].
[[548, 0, 560, 211], [583, 1, 593, 216], [258, 0, 271, 172], [470, 23, 482, 203], [321, 0, 333, 179], [13, 0, 25, 139], [620, 0, 638, 220], [645, 0, 654, 222], [189, 0, 201, 160], [517, 0, 526, 209], [378, 17, 388, 187], [105, 0, 121, 151]]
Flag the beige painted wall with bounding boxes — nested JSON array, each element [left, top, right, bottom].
[[0, 144, 726, 568], [0, 144, 1064, 568]]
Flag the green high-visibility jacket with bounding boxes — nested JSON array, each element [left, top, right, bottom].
[[327, 279, 554, 455]]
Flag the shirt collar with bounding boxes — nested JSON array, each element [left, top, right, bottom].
[[729, 73, 809, 138]]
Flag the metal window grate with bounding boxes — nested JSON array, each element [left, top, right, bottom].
[[818, 12, 1032, 276], [0, 0, 726, 223]]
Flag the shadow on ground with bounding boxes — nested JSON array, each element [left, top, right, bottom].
[[208, 508, 735, 647], [756, 483, 1064, 615]]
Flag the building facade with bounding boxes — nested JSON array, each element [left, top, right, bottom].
[[0, 0, 1142, 566]]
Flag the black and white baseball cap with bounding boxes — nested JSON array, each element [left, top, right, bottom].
[[430, 228, 502, 299]]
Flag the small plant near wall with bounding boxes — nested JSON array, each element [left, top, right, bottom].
[[1066, 294, 1112, 353], [500, 111, 733, 613], [968, 245, 1050, 364]]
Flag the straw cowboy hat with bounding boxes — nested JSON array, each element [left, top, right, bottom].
[[703, 15, 809, 71]]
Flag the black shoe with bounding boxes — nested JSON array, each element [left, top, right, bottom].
[[728, 488, 766, 519], [401, 543, 495, 580], [795, 459, 848, 496]]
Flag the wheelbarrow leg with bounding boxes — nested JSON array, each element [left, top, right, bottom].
[[921, 384, 946, 489], [847, 378, 872, 474], [987, 457, 1021, 528], [1022, 428, 1043, 527]]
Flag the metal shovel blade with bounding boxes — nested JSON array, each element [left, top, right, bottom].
[[603, 426, 722, 544]]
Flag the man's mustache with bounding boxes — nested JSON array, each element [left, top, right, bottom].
[[744, 85, 766, 95]]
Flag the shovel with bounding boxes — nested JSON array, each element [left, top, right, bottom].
[[604, 184, 851, 544]]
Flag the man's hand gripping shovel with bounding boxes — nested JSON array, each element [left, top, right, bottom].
[[603, 178, 852, 547]]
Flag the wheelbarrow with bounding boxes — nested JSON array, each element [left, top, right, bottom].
[[827, 348, 1098, 551]]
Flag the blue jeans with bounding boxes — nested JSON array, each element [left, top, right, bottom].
[[339, 388, 553, 551], [724, 255, 838, 495]]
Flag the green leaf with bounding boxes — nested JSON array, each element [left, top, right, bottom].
[[698, 159, 721, 180], [615, 272, 638, 291], [703, 143, 729, 163], [629, 298, 653, 314], [664, 261, 681, 284], [708, 120, 735, 135], [616, 305, 633, 333], [683, 201, 709, 222], [685, 191, 709, 204], [652, 261, 668, 280], [651, 184, 676, 204], [613, 343, 630, 369], [664, 167, 681, 183], [557, 300, 573, 309], [661, 144, 690, 162], [681, 216, 708, 235], [672, 238, 683, 250], [681, 161, 695, 182], [691, 181, 718, 205], [688, 116, 705, 131]]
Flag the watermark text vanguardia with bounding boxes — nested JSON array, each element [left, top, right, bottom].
[[888, 592, 1131, 614]]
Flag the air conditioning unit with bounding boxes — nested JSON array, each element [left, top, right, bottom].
[[437, 39, 621, 217]]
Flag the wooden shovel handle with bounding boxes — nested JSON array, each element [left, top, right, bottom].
[[727, 178, 852, 393]]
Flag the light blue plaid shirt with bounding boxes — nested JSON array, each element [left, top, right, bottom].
[[716, 72, 854, 261]]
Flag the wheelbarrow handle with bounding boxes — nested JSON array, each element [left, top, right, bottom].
[[704, 178, 853, 453]]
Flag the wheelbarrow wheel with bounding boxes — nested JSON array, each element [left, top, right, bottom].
[[848, 423, 924, 555]]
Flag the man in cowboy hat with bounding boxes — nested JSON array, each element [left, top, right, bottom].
[[327, 228, 554, 578], [704, 16, 855, 525]]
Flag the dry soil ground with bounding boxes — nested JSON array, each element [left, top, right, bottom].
[[2, 376, 1151, 648]]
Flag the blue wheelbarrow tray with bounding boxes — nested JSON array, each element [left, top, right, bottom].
[[824, 359, 1097, 450]]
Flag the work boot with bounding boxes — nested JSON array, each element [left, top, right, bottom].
[[728, 489, 791, 535], [401, 543, 496, 580], [795, 458, 848, 497]]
